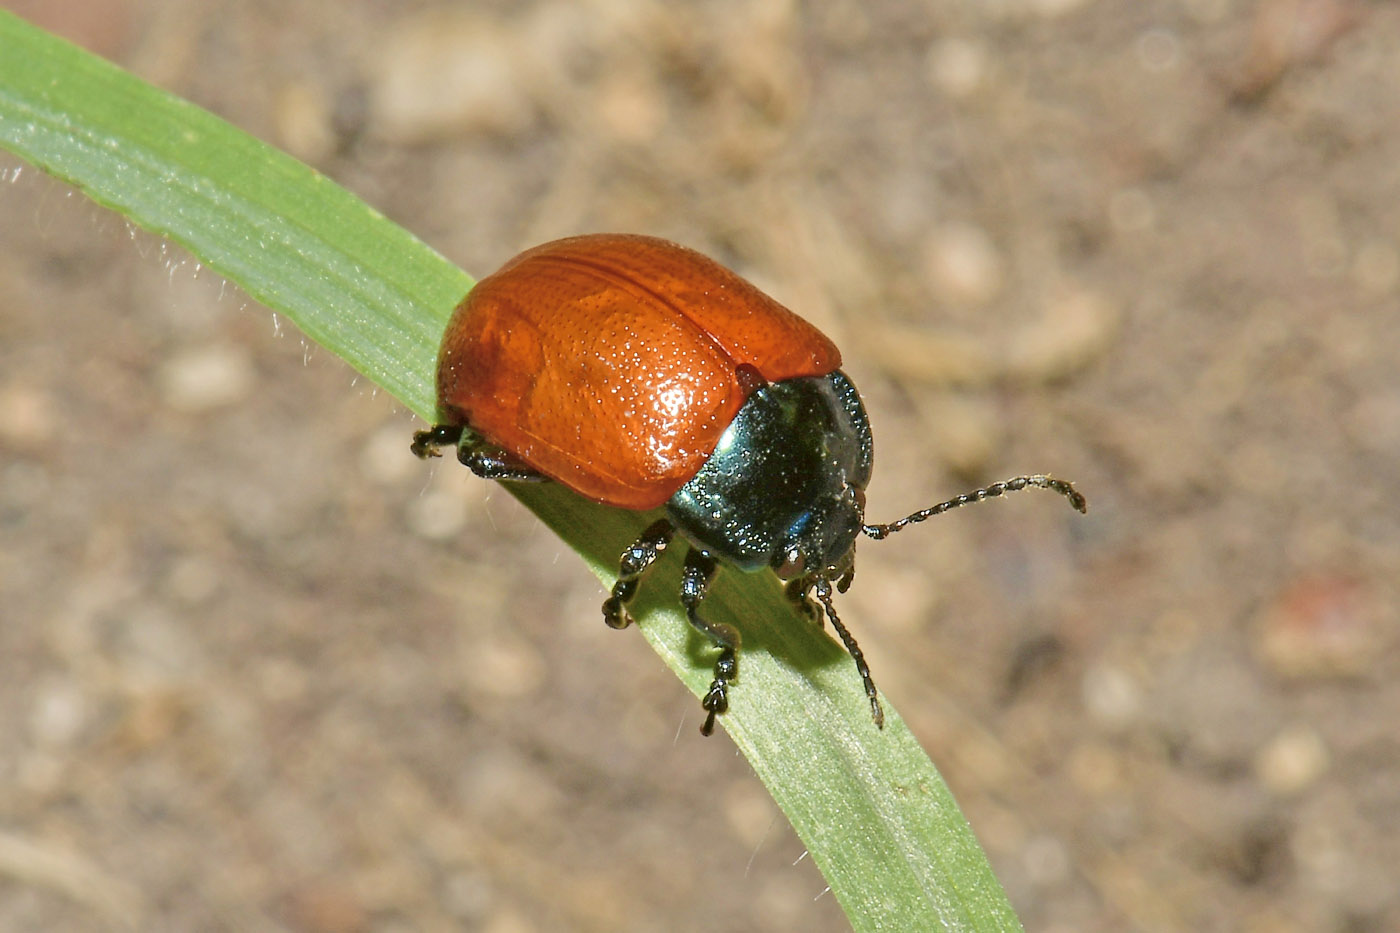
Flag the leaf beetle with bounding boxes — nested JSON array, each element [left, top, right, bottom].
[[413, 234, 1086, 735]]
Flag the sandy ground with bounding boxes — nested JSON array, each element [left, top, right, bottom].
[[2, 1, 1398, 930]]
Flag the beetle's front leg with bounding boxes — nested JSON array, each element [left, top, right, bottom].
[[784, 576, 822, 627]]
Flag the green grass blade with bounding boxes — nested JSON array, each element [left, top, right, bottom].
[[0, 12, 1023, 931]]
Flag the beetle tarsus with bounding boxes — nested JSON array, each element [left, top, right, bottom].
[[411, 424, 463, 459], [700, 655, 734, 736], [601, 594, 631, 630]]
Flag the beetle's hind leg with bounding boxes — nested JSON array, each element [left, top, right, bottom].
[[411, 424, 545, 482], [678, 549, 740, 736], [602, 518, 676, 630], [455, 439, 546, 482]]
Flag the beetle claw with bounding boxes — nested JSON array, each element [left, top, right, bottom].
[[410, 431, 441, 459], [601, 596, 631, 630], [700, 682, 728, 736]]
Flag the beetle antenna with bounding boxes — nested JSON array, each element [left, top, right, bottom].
[[862, 474, 1086, 540], [815, 578, 884, 729]]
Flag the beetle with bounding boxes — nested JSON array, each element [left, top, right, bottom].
[[413, 233, 1086, 735]]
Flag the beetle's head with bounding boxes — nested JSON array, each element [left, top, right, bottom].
[[772, 483, 866, 586]]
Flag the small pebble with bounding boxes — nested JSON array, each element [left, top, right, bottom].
[[0, 385, 57, 449], [1081, 663, 1142, 731], [1135, 28, 1182, 73], [158, 344, 254, 412], [369, 13, 533, 143], [29, 679, 88, 747], [925, 37, 987, 99], [466, 636, 547, 701], [866, 326, 995, 387], [595, 69, 667, 144], [1005, 286, 1120, 383], [723, 779, 778, 850], [923, 222, 1004, 307], [275, 80, 337, 164], [1022, 834, 1071, 886], [1255, 724, 1330, 797], [362, 422, 422, 485]]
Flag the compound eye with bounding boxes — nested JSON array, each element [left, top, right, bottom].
[[774, 547, 806, 580]]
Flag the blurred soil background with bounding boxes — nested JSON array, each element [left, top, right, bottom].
[[2, 0, 1398, 930]]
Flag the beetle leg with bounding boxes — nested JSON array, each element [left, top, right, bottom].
[[679, 549, 740, 736], [410, 424, 463, 459], [783, 576, 823, 628], [601, 519, 676, 630], [408, 420, 546, 479], [412, 424, 544, 480], [455, 432, 546, 482]]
